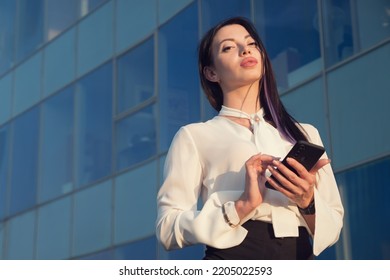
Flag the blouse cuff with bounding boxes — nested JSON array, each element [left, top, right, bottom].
[[177, 191, 249, 249]]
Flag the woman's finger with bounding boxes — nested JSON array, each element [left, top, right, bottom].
[[310, 158, 331, 175]]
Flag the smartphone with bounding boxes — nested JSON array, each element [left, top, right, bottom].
[[265, 140, 325, 190]]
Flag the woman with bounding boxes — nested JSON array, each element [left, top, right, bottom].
[[156, 17, 344, 260]]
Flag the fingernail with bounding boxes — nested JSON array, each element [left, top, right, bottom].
[[272, 160, 279, 166]]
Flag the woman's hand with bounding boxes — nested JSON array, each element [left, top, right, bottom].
[[235, 153, 275, 219], [266, 157, 330, 209]]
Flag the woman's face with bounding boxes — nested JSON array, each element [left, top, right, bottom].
[[207, 24, 263, 92]]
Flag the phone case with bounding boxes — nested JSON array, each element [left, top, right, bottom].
[[265, 140, 325, 190]]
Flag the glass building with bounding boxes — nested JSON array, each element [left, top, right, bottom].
[[0, 0, 389, 260]]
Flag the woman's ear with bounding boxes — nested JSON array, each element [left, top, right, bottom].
[[203, 66, 219, 83]]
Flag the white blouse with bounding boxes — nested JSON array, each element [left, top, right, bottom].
[[156, 106, 344, 256]]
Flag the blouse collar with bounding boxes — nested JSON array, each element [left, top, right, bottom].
[[219, 105, 265, 126]]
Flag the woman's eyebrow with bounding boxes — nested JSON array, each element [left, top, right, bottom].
[[218, 34, 252, 47]]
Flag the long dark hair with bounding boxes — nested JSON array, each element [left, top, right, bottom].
[[198, 17, 307, 143]]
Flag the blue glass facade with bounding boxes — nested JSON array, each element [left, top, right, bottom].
[[0, 0, 389, 260]]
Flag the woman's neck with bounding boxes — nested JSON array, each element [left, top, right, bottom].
[[222, 81, 261, 114]]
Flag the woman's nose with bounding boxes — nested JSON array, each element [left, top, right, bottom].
[[241, 46, 251, 56]]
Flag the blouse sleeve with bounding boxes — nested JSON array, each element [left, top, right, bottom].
[[304, 125, 344, 256], [155, 127, 248, 250]]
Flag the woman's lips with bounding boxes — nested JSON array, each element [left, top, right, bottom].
[[240, 57, 258, 67]]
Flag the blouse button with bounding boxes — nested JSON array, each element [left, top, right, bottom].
[[254, 116, 260, 122]]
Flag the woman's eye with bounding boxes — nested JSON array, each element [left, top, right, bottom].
[[248, 42, 257, 47], [222, 46, 234, 52]]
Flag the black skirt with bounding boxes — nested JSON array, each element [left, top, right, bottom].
[[203, 220, 313, 260]]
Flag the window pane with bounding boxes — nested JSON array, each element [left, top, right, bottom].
[[315, 243, 337, 260], [40, 86, 74, 203], [13, 52, 42, 116], [158, 3, 200, 151], [114, 161, 157, 244], [158, 0, 193, 25], [117, 37, 154, 114], [281, 78, 330, 150], [114, 236, 156, 260], [254, 0, 321, 91], [10, 108, 39, 215], [355, 0, 390, 50], [46, 0, 78, 41], [322, 0, 355, 66], [158, 155, 166, 185], [116, 0, 156, 52], [76, 62, 112, 187], [0, 0, 16, 74], [328, 44, 390, 170], [0, 73, 12, 125], [336, 157, 390, 259], [36, 196, 71, 259], [76, 249, 114, 260], [0, 125, 10, 220], [43, 28, 76, 97], [73, 180, 112, 257], [79, 0, 108, 17], [15, 0, 44, 61], [0, 222, 4, 259], [201, 0, 250, 33], [6, 211, 35, 260], [116, 105, 157, 171], [77, 1, 113, 76]]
